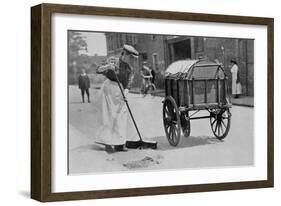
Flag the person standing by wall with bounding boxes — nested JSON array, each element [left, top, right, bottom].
[[230, 59, 242, 98], [78, 69, 91, 103]]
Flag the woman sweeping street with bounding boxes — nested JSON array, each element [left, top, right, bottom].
[[95, 44, 140, 153]]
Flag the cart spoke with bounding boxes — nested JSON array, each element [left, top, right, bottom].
[[173, 130, 177, 143], [220, 122, 225, 134], [164, 106, 169, 115], [174, 126, 178, 138], [211, 121, 217, 131], [167, 104, 174, 115], [164, 118, 172, 127], [215, 121, 218, 133], [218, 122, 221, 136], [164, 105, 169, 114], [219, 121, 223, 136], [168, 126, 172, 137], [165, 106, 171, 117], [221, 119, 227, 129], [211, 118, 217, 127], [171, 125, 176, 142]]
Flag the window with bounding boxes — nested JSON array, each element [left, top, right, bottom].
[[195, 37, 204, 52], [125, 34, 132, 45], [119, 34, 123, 48], [116, 33, 120, 48], [132, 35, 138, 45], [152, 53, 159, 70], [108, 35, 112, 51]]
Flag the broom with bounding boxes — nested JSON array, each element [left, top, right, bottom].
[[113, 71, 157, 149]]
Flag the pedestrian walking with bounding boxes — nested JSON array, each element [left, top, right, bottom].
[[140, 62, 152, 94], [140, 62, 156, 96], [78, 69, 91, 103], [95, 44, 140, 153], [151, 67, 156, 85], [230, 59, 242, 98]]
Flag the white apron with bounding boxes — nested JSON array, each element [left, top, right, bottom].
[[231, 64, 242, 95], [95, 79, 138, 145]]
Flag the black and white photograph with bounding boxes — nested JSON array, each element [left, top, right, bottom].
[[68, 31, 254, 174]]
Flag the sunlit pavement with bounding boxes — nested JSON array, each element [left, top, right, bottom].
[[68, 85, 254, 174]]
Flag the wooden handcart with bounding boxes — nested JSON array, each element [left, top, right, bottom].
[[163, 59, 232, 146]]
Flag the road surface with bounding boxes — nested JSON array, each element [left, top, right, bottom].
[[68, 85, 254, 174]]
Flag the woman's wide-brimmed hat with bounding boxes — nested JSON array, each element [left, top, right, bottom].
[[230, 59, 237, 64], [123, 44, 139, 58]]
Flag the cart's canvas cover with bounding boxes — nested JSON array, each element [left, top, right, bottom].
[[165, 59, 224, 79], [165, 60, 198, 78]]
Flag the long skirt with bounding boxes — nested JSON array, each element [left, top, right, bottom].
[[231, 66, 242, 95], [232, 75, 242, 95], [95, 79, 138, 145]]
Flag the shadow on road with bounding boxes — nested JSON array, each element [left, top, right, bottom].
[[71, 144, 105, 152], [71, 135, 222, 153], [150, 135, 222, 151], [69, 101, 84, 104]]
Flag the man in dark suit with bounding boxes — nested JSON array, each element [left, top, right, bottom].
[[78, 69, 91, 103]]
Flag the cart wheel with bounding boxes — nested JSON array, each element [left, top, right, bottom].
[[210, 108, 231, 140], [163, 96, 181, 146], [181, 112, 191, 137]]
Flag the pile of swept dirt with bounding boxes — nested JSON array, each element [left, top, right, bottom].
[[122, 155, 163, 169]]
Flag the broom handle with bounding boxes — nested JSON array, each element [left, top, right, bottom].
[[113, 71, 143, 142]]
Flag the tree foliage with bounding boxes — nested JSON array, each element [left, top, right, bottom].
[[68, 31, 88, 65], [68, 31, 88, 84]]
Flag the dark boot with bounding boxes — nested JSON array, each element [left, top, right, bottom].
[[114, 144, 128, 152], [126, 140, 142, 149], [105, 145, 115, 153]]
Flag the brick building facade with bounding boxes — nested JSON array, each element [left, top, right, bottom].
[[198, 38, 254, 96], [105, 33, 254, 96]]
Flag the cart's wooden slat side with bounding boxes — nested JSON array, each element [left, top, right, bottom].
[[164, 79, 168, 97], [164, 78, 231, 108], [187, 103, 232, 111], [218, 79, 221, 105], [176, 80, 180, 106], [191, 78, 194, 106], [204, 80, 207, 103], [184, 80, 188, 107], [170, 79, 173, 98]]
